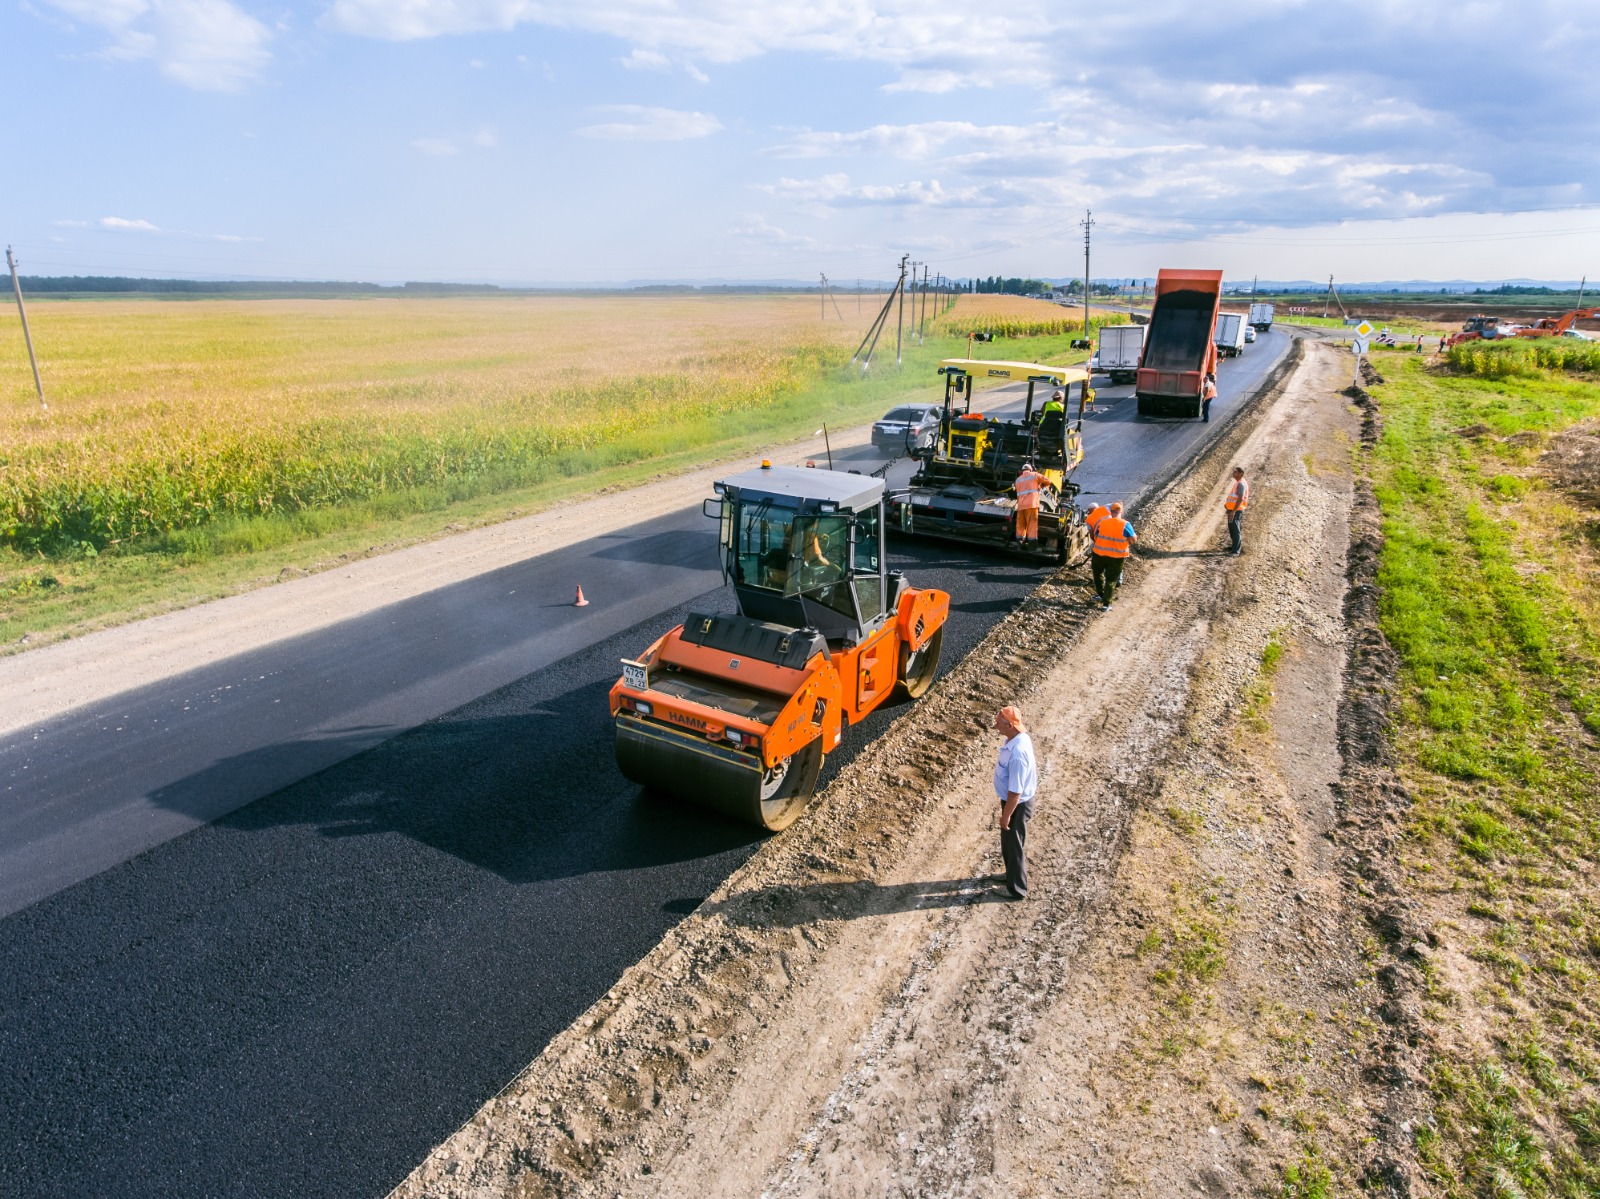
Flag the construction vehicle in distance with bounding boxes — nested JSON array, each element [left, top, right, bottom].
[[610, 463, 950, 831], [1248, 302, 1275, 332], [1136, 268, 1223, 418], [1096, 323, 1146, 384], [1514, 307, 1599, 339], [1445, 314, 1519, 346], [1214, 312, 1246, 358], [1447, 309, 1599, 347], [889, 358, 1093, 566]]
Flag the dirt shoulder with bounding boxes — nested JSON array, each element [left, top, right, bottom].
[[392, 342, 1409, 1197], [0, 422, 873, 739]]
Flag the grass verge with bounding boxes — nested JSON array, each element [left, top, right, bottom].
[[1364, 349, 1600, 1196]]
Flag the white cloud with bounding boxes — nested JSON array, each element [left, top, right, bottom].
[[762, 173, 1030, 210], [471, 127, 498, 147], [99, 216, 163, 231], [45, 0, 272, 91], [319, 0, 1057, 91], [619, 47, 668, 70], [51, 215, 260, 241], [576, 106, 721, 141]]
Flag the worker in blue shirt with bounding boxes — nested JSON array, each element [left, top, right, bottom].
[[992, 704, 1038, 899]]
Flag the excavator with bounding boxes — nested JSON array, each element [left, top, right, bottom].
[[888, 358, 1094, 565], [1446, 308, 1598, 347], [609, 462, 950, 831]]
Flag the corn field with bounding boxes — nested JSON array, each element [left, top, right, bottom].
[[1445, 338, 1600, 379], [932, 294, 1129, 339], [0, 296, 861, 554]]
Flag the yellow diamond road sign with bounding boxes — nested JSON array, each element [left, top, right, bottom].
[[1355, 320, 1374, 338]]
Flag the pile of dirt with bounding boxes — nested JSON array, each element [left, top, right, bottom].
[[1539, 417, 1600, 503]]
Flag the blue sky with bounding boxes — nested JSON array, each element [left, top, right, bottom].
[[7, 0, 1600, 284]]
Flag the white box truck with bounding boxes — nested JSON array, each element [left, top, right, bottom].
[[1095, 323, 1146, 384], [1248, 302, 1274, 331], [1214, 312, 1246, 358]]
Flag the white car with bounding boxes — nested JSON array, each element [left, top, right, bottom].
[[1244, 326, 1257, 343]]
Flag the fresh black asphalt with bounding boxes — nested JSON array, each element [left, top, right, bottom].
[[0, 329, 1291, 1199]]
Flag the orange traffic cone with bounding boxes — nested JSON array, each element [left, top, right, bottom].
[[574, 585, 589, 607]]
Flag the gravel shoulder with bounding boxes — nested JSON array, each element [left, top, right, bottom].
[[392, 343, 1403, 1196]]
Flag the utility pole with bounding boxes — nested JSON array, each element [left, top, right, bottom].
[[1079, 210, 1094, 337], [820, 273, 827, 320], [895, 254, 909, 366], [1578, 275, 1587, 308], [7, 247, 46, 409], [919, 263, 930, 343], [1323, 275, 1334, 320]]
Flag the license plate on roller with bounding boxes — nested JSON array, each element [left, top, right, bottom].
[[621, 659, 649, 691]]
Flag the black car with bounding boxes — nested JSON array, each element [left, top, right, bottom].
[[871, 404, 941, 454]]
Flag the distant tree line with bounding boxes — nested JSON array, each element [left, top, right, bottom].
[[971, 276, 1052, 295]]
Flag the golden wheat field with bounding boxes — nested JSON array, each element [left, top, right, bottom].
[[934, 292, 1107, 338], [0, 294, 873, 552]]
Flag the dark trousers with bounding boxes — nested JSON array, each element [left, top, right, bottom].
[[1091, 552, 1125, 604], [1202, 397, 1212, 422], [1001, 800, 1034, 897], [1227, 510, 1244, 554]]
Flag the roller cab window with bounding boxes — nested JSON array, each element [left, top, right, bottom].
[[731, 507, 801, 591], [785, 515, 848, 599]]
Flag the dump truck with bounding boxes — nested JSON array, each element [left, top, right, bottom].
[[610, 463, 950, 831], [888, 358, 1093, 566], [1214, 312, 1246, 358], [1096, 323, 1145, 384], [1248, 302, 1274, 331], [1136, 268, 1223, 419]]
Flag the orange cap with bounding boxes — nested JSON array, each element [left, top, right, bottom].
[[998, 704, 1025, 731]]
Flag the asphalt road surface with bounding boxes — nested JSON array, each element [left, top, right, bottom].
[[0, 329, 1292, 1199]]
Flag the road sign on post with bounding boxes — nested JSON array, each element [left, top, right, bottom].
[[1353, 336, 1370, 356], [1355, 320, 1374, 339]]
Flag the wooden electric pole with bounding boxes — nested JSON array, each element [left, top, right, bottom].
[[1080, 210, 1094, 337], [7, 247, 46, 409], [895, 254, 909, 365]]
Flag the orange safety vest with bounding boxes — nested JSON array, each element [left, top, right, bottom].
[[1093, 517, 1132, 558], [1084, 504, 1110, 533], [1225, 478, 1250, 512], [1203, 379, 1218, 400], [1014, 470, 1043, 510]]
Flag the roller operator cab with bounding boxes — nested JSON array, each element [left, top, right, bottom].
[[609, 464, 950, 831]]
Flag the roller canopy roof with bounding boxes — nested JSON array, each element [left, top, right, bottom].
[[937, 359, 1091, 385], [715, 464, 885, 512]]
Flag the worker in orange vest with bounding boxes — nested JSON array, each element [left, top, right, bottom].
[[1083, 502, 1110, 536], [1225, 466, 1251, 555], [1090, 501, 1136, 608], [1013, 461, 1044, 543], [1202, 371, 1218, 423]]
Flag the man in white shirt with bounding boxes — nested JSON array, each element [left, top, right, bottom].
[[992, 705, 1038, 900]]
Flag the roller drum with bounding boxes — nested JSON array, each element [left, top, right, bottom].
[[614, 714, 822, 831]]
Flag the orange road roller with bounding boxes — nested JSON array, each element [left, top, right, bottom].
[[610, 463, 950, 830]]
